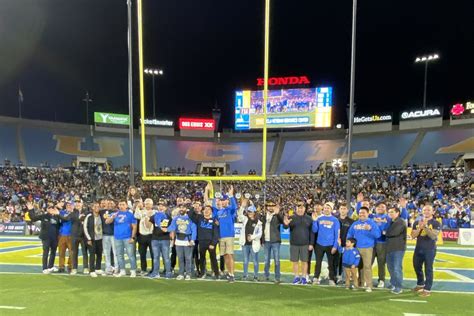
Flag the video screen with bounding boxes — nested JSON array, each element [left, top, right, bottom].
[[234, 87, 333, 130]]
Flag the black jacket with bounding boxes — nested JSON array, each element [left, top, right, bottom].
[[83, 213, 102, 241], [284, 214, 315, 246], [338, 216, 355, 246], [188, 209, 220, 245], [28, 209, 59, 241], [386, 217, 407, 253], [261, 212, 284, 243]]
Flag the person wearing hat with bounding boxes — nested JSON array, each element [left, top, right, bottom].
[[261, 199, 284, 283], [167, 203, 197, 280], [145, 199, 172, 278], [311, 201, 340, 285], [134, 198, 155, 276], [238, 203, 262, 281], [204, 183, 238, 283], [57, 200, 73, 273], [283, 200, 314, 285]]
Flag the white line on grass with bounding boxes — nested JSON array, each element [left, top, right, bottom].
[[0, 306, 26, 310], [403, 313, 436, 316], [389, 299, 427, 303]]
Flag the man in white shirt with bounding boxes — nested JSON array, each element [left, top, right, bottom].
[[134, 198, 156, 276]]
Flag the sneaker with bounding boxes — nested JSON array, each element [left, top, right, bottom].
[[253, 276, 258, 282], [48, 267, 59, 273], [42, 269, 51, 274], [90, 272, 98, 278], [83, 268, 90, 274], [336, 275, 342, 284], [228, 275, 235, 283], [313, 277, 320, 285], [70, 269, 77, 275], [391, 288, 403, 295], [185, 275, 191, 281], [274, 279, 281, 284], [419, 290, 431, 297], [292, 277, 301, 285], [176, 275, 184, 280], [345, 286, 350, 290], [95, 270, 104, 275], [328, 280, 336, 286], [388, 285, 395, 291], [377, 280, 385, 288], [148, 273, 160, 279], [114, 271, 126, 278], [58, 268, 65, 273], [301, 277, 308, 285], [242, 276, 248, 281], [306, 276, 312, 284], [413, 285, 424, 293], [130, 270, 136, 278], [365, 287, 372, 293], [200, 274, 207, 280]]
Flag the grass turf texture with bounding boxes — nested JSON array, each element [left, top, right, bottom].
[[1, 274, 473, 316]]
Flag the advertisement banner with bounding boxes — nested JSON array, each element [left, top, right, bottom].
[[442, 229, 459, 241], [179, 118, 215, 131], [354, 113, 393, 124], [0, 222, 26, 235], [140, 118, 174, 127], [400, 107, 443, 121], [94, 112, 130, 125]]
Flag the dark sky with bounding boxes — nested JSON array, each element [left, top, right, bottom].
[[0, 0, 473, 128]]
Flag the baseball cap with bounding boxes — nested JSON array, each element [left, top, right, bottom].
[[247, 205, 257, 213]]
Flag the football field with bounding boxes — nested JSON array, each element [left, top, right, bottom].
[[1, 236, 473, 315]]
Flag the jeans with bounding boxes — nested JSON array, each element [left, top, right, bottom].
[[413, 247, 436, 291], [243, 245, 259, 278], [138, 234, 153, 272], [151, 239, 171, 277], [102, 235, 118, 273], [386, 250, 405, 290], [264, 242, 281, 280], [176, 245, 193, 276], [115, 238, 137, 271], [372, 243, 387, 282], [42, 238, 58, 270]]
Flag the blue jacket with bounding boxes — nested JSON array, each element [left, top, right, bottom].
[[371, 213, 390, 244], [59, 210, 72, 236], [347, 219, 381, 248], [168, 214, 197, 242], [212, 197, 237, 238], [338, 246, 361, 267], [312, 215, 340, 248]]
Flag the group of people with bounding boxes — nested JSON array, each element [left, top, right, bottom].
[[24, 181, 444, 298]]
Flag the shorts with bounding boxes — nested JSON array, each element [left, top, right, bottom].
[[219, 237, 234, 255], [290, 245, 309, 262]]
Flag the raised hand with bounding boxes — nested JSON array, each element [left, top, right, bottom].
[[357, 192, 364, 203], [399, 197, 407, 208]]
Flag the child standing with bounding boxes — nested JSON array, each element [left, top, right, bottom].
[[339, 238, 361, 289]]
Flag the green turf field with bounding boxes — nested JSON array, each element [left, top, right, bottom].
[[0, 274, 473, 315]]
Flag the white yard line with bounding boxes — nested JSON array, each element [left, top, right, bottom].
[[389, 299, 427, 303], [436, 269, 473, 282], [0, 306, 26, 310], [403, 313, 436, 316]]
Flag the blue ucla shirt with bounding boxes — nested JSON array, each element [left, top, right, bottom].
[[371, 213, 390, 243], [113, 210, 137, 240]]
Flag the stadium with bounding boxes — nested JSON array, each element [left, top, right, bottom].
[[1, 1, 474, 316]]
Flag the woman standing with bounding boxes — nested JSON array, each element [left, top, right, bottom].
[[238, 204, 262, 281]]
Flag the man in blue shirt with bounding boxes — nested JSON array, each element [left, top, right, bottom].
[[311, 202, 340, 286], [167, 204, 197, 280], [371, 202, 390, 288], [205, 183, 237, 282], [105, 200, 137, 277], [347, 206, 381, 292]]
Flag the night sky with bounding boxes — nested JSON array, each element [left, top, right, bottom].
[[0, 0, 473, 129]]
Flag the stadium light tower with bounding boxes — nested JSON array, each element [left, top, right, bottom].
[[144, 68, 164, 118], [415, 53, 439, 109]]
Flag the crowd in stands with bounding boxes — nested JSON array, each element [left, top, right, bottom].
[[0, 165, 471, 228]]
